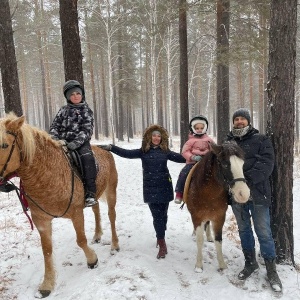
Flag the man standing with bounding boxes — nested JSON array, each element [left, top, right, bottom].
[[227, 108, 282, 292]]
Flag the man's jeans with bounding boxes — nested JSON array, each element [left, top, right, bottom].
[[231, 201, 276, 260]]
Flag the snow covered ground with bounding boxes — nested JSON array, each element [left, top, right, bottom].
[[0, 138, 299, 300]]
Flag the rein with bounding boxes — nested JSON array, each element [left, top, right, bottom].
[[217, 157, 246, 191], [0, 131, 18, 180], [1, 134, 76, 219]]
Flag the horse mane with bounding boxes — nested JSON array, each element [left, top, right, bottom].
[[219, 141, 244, 160], [192, 151, 216, 185], [0, 113, 58, 165], [191, 141, 244, 187]]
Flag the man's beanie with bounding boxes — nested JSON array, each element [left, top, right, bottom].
[[232, 108, 251, 124]]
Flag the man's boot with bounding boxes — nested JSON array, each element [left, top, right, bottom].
[[156, 239, 168, 259], [238, 250, 259, 280], [265, 259, 282, 292]]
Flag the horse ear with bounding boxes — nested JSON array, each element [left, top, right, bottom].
[[210, 142, 222, 155], [5, 115, 25, 133]]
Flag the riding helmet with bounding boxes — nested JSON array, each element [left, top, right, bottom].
[[63, 80, 85, 100], [189, 115, 208, 135]]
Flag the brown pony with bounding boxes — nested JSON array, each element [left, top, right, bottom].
[[184, 141, 250, 272], [0, 114, 119, 298]]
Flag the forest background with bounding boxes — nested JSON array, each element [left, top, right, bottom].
[[1, 0, 292, 140], [0, 0, 298, 268]]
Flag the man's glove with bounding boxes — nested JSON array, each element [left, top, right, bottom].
[[0, 182, 16, 193], [67, 142, 78, 151], [192, 155, 202, 162], [98, 144, 112, 151]]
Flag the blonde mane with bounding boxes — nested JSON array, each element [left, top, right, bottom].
[[0, 113, 57, 165]]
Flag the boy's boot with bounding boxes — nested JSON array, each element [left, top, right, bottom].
[[85, 192, 98, 207]]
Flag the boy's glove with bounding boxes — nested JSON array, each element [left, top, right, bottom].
[[67, 142, 78, 151], [98, 145, 112, 151], [58, 140, 67, 146], [192, 155, 202, 162]]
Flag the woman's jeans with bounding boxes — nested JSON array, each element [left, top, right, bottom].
[[231, 201, 276, 260]]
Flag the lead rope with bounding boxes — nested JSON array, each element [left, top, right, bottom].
[[15, 181, 34, 230]]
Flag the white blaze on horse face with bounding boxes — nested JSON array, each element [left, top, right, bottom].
[[229, 155, 250, 203]]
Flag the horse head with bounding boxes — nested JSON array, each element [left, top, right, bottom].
[[0, 114, 31, 181], [211, 141, 250, 204]]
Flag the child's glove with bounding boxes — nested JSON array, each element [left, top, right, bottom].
[[192, 155, 202, 162], [58, 140, 67, 146], [98, 145, 112, 151], [67, 142, 77, 151]]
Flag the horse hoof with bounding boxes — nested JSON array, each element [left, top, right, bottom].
[[88, 259, 98, 269], [92, 238, 101, 244], [110, 246, 120, 255], [36, 290, 51, 298], [194, 267, 203, 273]]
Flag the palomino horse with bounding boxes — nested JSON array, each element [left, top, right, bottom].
[[0, 114, 119, 298], [184, 141, 250, 272]]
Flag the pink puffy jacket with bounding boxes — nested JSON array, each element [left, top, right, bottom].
[[182, 133, 215, 164]]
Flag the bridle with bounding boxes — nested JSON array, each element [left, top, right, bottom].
[[0, 131, 75, 218], [0, 131, 22, 181], [217, 155, 246, 192]]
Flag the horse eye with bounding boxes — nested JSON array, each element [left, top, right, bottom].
[[222, 162, 229, 168], [1, 143, 8, 149]]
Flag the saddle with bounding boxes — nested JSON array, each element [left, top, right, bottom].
[[61, 145, 98, 179]]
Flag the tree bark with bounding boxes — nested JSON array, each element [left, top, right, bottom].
[[179, 0, 189, 150], [216, 0, 230, 144], [59, 0, 84, 84], [0, 0, 23, 116], [266, 0, 297, 265]]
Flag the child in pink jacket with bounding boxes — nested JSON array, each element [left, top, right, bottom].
[[175, 115, 214, 204]]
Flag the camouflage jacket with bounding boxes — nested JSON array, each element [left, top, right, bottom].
[[49, 101, 94, 149]]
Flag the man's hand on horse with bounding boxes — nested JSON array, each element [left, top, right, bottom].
[[98, 144, 112, 151], [0, 182, 17, 193], [192, 155, 202, 162]]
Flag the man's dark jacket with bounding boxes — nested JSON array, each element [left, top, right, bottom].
[[227, 126, 274, 207]]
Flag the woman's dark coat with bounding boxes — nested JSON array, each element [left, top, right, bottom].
[[110, 125, 185, 203], [227, 126, 274, 207]]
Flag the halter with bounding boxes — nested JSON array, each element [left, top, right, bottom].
[[228, 177, 246, 188], [217, 156, 246, 191], [0, 131, 21, 180]]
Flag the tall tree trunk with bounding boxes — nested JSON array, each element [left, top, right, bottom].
[[0, 0, 23, 116], [59, 0, 84, 84], [266, 0, 297, 265], [85, 9, 99, 140], [34, 0, 49, 130], [216, 0, 230, 144], [179, 0, 189, 150]]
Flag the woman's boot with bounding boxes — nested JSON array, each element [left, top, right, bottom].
[[156, 239, 168, 259]]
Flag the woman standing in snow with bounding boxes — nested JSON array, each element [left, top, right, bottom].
[[99, 125, 185, 259]]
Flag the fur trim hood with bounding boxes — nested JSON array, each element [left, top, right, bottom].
[[141, 124, 169, 152]]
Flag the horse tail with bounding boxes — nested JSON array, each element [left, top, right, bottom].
[[183, 162, 199, 203]]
